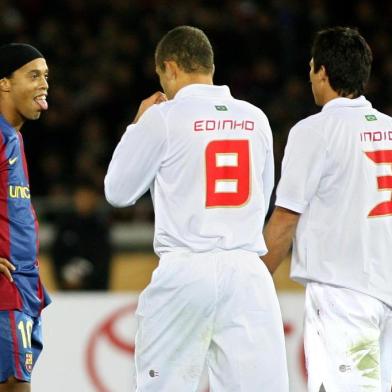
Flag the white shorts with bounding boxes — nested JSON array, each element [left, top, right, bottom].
[[304, 282, 392, 392], [134, 249, 289, 391]]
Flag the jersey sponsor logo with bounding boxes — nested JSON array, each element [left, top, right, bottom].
[[194, 119, 254, 132], [9, 185, 31, 199], [8, 156, 18, 165], [365, 114, 377, 121], [214, 105, 228, 111], [360, 130, 392, 142]]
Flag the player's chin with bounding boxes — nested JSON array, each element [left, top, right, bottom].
[[26, 110, 42, 120]]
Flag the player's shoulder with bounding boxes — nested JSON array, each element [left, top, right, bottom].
[[285, 111, 332, 148], [231, 97, 269, 121], [372, 108, 392, 123], [135, 101, 171, 127], [0, 123, 17, 150], [147, 98, 181, 121], [290, 111, 325, 134], [0, 120, 13, 143], [0, 125, 5, 142]]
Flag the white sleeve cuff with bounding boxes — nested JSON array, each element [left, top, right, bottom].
[[275, 196, 306, 214]]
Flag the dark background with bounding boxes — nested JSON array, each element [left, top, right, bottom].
[[2, 0, 392, 222]]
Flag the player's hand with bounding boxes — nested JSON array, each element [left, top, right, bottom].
[[133, 91, 167, 123], [0, 258, 16, 282]]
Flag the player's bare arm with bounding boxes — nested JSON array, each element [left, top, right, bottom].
[[261, 206, 300, 274], [0, 376, 30, 392], [132, 91, 167, 124], [0, 258, 15, 282]]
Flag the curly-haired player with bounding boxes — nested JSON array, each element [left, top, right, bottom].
[[0, 43, 50, 392]]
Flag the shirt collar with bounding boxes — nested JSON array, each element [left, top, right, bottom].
[[322, 95, 372, 112], [174, 84, 232, 100]]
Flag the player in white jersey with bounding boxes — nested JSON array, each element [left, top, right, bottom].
[[262, 26, 392, 392], [105, 26, 289, 391]]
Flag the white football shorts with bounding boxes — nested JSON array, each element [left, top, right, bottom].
[[134, 249, 289, 391], [304, 282, 392, 392]]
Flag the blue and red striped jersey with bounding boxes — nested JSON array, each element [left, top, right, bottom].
[[0, 115, 50, 317]]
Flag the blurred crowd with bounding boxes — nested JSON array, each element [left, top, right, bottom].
[[2, 0, 392, 222]]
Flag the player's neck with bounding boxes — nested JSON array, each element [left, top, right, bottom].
[[183, 72, 213, 86], [0, 105, 24, 131], [320, 88, 340, 107], [172, 73, 213, 98]]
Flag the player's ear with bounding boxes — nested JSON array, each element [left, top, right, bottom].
[[319, 65, 328, 82], [164, 61, 178, 80], [0, 77, 11, 92]]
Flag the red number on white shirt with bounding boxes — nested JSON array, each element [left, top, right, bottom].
[[365, 150, 392, 217], [205, 140, 250, 207]]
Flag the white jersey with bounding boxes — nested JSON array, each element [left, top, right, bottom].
[[105, 84, 274, 256], [276, 96, 392, 306]]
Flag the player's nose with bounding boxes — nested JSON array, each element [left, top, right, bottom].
[[39, 76, 49, 91]]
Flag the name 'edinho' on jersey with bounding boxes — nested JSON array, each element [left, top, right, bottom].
[[105, 85, 274, 256]]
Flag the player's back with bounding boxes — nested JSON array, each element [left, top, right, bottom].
[[288, 97, 392, 305], [152, 85, 274, 256]]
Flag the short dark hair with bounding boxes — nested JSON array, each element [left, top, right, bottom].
[[311, 26, 372, 98], [155, 25, 214, 74]]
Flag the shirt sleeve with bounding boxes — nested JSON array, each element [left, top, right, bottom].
[[276, 122, 327, 213], [104, 105, 168, 207], [262, 123, 274, 215]]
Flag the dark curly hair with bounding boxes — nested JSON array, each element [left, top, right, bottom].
[[311, 26, 372, 98], [155, 25, 214, 74]]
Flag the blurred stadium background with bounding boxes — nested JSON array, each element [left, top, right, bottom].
[[2, 0, 392, 390]]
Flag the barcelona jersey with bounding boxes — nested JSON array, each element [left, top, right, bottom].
[[0, 116, 50, 317]]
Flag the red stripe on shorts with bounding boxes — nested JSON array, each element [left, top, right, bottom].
[[9, 311, 23, 380]]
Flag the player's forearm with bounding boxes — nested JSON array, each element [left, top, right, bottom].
[[104, 172, 136, 207], [261, 206, 300, 274], [104, 154, 153, 207]]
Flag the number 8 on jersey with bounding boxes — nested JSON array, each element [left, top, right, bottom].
[[205, 139, 250, 208]]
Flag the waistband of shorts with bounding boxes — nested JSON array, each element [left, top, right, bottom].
[[159, 248, 258, 260]]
